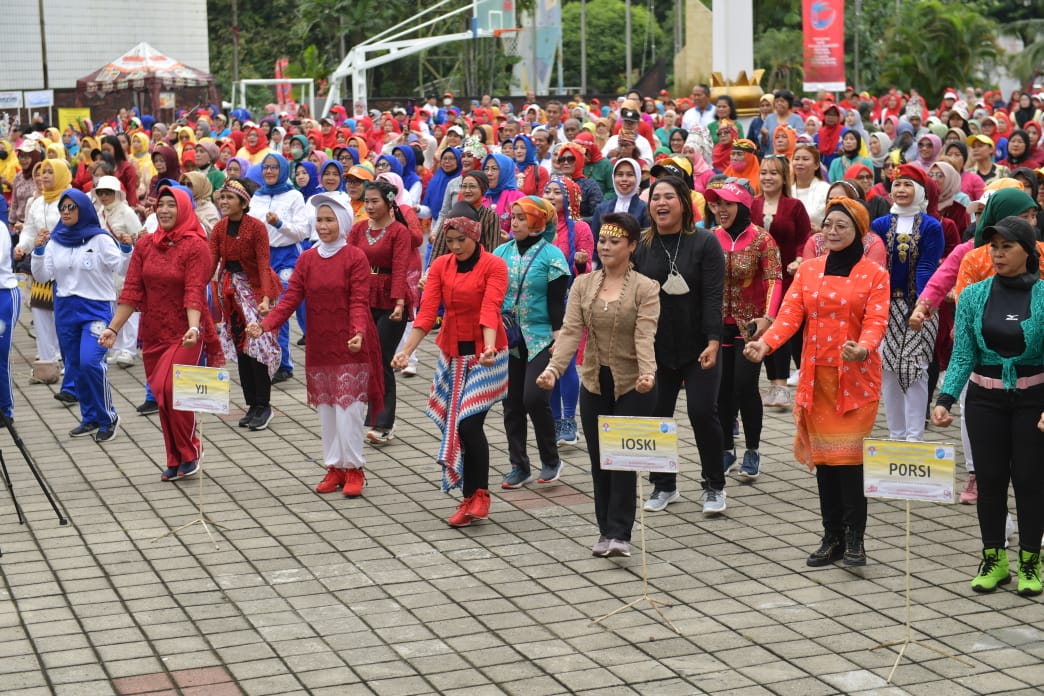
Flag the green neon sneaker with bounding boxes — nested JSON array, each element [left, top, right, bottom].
[[971, 548, 1010, 593], [1017, 549, 1042, 597]]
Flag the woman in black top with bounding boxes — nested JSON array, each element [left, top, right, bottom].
[[632, 175, 727, 515]]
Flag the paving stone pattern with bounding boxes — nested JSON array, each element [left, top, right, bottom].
[[0, 314, 1042, 695]]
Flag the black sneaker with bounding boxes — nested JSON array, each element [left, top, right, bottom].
[[69, 422, 99, 438], [54, 391, 77, 406], [249, 406, 273, 431], [296, 336, 307, 346], [271, 369, 293, 384], [94, 415, 120, 443], [238, 406, 258, 428], [806, 534, 844, 567], [136, 400, 159, 415]]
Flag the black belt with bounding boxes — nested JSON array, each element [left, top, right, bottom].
[[370, 266, 392, 275]]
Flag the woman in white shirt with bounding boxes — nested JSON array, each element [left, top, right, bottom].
[[31, 189, 131, 443], [0, 220, 20, 422], [790, 144, 832, 233], [94, 175, 144, 368]]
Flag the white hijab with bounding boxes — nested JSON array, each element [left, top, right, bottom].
[[310, 193, 353, 258], [613, 158, 641, 213], [889, 180, 927, 217]]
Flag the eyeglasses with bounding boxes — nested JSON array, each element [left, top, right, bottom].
[[928, 171, 945, 179], [261, 164, 279, 171], [375, 161, 391, 170], [59, 203, 77, 212], [96, 189, 116, 195], [918, 142, 933, 149], [558, 156, 576, 164]]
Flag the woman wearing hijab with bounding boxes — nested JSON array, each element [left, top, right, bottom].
[[237, 125, 273, 165], [428, 171, 502, 262], [928, 161, 971, 234], [19, 159, 71, 383], [482, 153, 525, 238], [680, 130, 715, 194], [129, 132, 157, 198], [1000, 130, 1034, 171], [724, 139, 761, 195], [390, 145, 423, 207], [250, 152, 309, 383], [827, 129, 874, 184], [589, 158, 650, 239], [32, 189, 130, 442], [772, 125, 798, 162], [555, 143, 604, 218], [909, 133, 943, 174], [712, 120, 738, 172], [101, 186, 222, 480], [10, 142, 41, 235], [706, 181, 782, 482], [495, 196, 570, 488], [392, 213, 510, 527], [209, 178, 283, 431], [510, 135, 548, 197], [867, 132, 893, 183], [294, 161, 324, 201], [179, 171, 220, 234], [422, 147, 462, 225], [869, 164, 945, 442], [931, 216, 1044, 596], [144, 146, 182, 214], [93, 176, 144, 368], [816, 105, 845, 168], [745, 197, 889, 567], [248, 194, 383, 495]]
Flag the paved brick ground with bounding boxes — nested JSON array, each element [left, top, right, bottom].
[[1, 311, 1043, 695]]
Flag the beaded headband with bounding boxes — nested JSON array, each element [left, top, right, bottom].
[[600, 223, 628, 239], [219, 178, 251, 205]]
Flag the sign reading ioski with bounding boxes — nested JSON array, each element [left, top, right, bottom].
[[597, 417, 679, 473]]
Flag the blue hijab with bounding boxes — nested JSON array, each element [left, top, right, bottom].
[[295, 161, 323, 200], [320, 160, 345, 193], [422, 148, 461, 221], [483, 153, 518, 200], [512, 134, 539, 173], [376, 154, 403, 179], [392, 145, 422, 191], [257, 153, 294, 196], [50, 190, 110, 247]]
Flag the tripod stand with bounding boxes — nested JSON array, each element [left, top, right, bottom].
[[0, 412, 69, 557]]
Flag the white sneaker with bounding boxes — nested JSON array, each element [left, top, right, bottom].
[[774, 385, 792, 410], [115, 350, 136, 368], [786, 370, 800, 387], [702, 488, 726, 515], [643, 489, 680, 512], [401, 364, 417, 377]]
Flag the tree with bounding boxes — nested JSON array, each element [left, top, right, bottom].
[[754, 28, 804, 93], [560, 0, 665, 94], [877, 1, 999, 97]]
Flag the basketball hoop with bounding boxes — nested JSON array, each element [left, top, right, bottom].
[[494, 27, 523, 55]]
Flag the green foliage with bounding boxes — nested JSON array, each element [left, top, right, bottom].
[[560, 0, 665, 94], [877, 0, 999, 96], [754, 27, 804, 93]]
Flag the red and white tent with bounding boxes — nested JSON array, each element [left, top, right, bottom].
[[76, 42, 217, 111]]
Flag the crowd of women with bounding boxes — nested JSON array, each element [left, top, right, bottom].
[[1, 79, 1043, 592]]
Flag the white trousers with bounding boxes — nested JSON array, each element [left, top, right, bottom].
[[881, 365, 929, 442], [114, 312, 140, 354], [318, 401, 367, 469], [31, 307, 60, 362]]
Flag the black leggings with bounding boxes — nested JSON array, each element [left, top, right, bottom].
[[579, 367, 658, 542], [766, 332, 801, 381], [459, 411, 490, 497], [649, 356, 724, 492], [965, 381, 1044, 551], [369, 308, 407, 430], [718, 324, 763, 450], [503, 343, 559, 473], [816, 466, 867, 536], [237, 353, 271, 409]]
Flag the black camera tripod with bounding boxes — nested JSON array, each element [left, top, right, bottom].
[[0, 412, 68, 557]]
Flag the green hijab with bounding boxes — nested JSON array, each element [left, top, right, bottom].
[[974, 187, 1038, 247]]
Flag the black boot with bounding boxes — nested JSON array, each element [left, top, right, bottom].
[[807, 533, 844, 567], [843, 527, 866, 566]]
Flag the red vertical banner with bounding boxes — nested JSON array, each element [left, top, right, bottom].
[[274, 58, 291, 106], [803, 0, 846, 92]]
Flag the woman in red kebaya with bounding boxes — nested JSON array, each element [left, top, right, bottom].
[[100, 186, 223, 481], [208, 178, 283, 431], [392, 215, 509, 527], [248, 194, 384, 497], [348, 180, 413, 445]]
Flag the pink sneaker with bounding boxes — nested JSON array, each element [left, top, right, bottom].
[[960, 474, 978, 505]]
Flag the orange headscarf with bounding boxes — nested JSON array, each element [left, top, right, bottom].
[[723, 139, 761, 195], [772, 125, 797, 160]]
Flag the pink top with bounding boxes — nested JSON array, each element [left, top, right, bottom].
[[917, 238, 973, 310]]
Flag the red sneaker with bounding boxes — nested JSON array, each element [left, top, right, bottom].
[[468, 489, 491, 520], [316, 468, 345, 494], [448, 496, 473, 527], [342, 468, 365, 498]]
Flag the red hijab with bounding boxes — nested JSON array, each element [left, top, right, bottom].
[[817, 106, 844, 158], [243, 126, 269, 155], [153, 186, 207, 248]]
